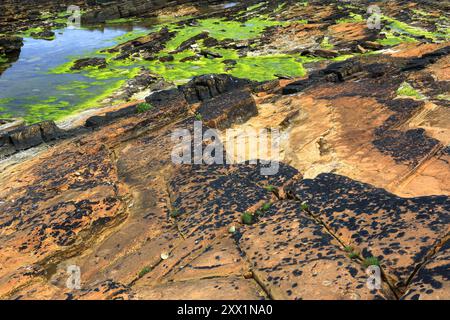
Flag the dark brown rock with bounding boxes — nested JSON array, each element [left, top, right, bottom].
[[180, 74, 255, 104], [0, 35, 23, 55], [71, 57, 106, 70], [199, 50, 223, 59], [196, 89, 257, 129], [2, 120, 62, 152]]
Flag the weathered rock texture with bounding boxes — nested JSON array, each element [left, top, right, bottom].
[[0, 0, 449, 301], [80, 0, 249, 24]]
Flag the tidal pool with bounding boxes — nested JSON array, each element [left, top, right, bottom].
[[0, 23, 154, 123]]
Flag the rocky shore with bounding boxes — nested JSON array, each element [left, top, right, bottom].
[[0, 0, 449, 300]]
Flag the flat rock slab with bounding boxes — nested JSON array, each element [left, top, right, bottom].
[[168, 236, 247, 282], [238, 200, 392, 300], [65, 280, 133, 300], [133, 276, 267, 300], [180, 74, 254, 104], [401, 241, 450, 300], [285, 173, 449, 288]]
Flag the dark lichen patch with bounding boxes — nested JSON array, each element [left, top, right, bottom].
[[373, 128, 440, 166], [17, 27, 56, 40], [237, 200, 390, 300], [285, 173, 449, 286], [402, 240, 449, 300], [242, 212, 255, 225], [371, 98, 441, 166]]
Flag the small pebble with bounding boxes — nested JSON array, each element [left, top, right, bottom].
[[160, 252, 169, 260]]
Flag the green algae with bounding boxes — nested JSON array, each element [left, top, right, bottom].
[[339, 3, 359, 10], [25, 101, 72, 121], [411, 9, 433, 17], [0, 107, 13, 119], [377, 33, 417, 46], [19, 26, 45, 36], [55, 81, 91, 91], [136, 102, 153, 113], [29, 48, 141, 123], [0, 97, 14, 105], [436, 94, 450, 101], [246, 2, 267, 12], [387, 18, 435, 39], [396, 82, 423, 99], [242, 212, 255, 225], [274, 2, 287, 13], [336, 13, 364, 24], [84, 66, 141, 80], [18, 26, 56, 40], [374, 15, 450, 46], [0, 55, 7, 63], [28, 15, 320, 123], [230, 55, 306, 82], [295, 19, 308, 24]]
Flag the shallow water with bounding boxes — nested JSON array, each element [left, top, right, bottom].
[[0, 23, 153, 123], [0, 2, 307, 124]]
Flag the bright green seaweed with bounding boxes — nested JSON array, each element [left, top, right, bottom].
[[336, 13, 364, 24], [164, 17, 282, 52], [48, 15, 301, 86], [396, 82, 424, 99], [381, 16, 449, 43], [8, 13, 353, 123]]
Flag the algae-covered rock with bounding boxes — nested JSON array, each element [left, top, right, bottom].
[[0, 0, 449, 302], [71, 57, 107, 71]]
